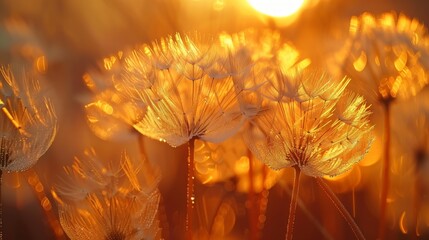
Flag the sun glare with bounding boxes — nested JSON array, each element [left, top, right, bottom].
[[247, 0, 306, 18]]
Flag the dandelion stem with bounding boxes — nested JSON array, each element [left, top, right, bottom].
[[186, 138, 196, 240], [352, 187, 356, 218], [285, 166, 301, 240], [316, 177, 365, 240], [379, 102, 391, 240], [283, 177, 334, 240], [247, 150, 259, 240]]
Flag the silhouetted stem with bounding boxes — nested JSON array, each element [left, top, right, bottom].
[[316, 177, 365, 240], [379, 102, 391, 240], [285, 166, 301, 240], [352, 187, 356, 218], [247, 150, 259, 240], [186, 138, 195, 240]]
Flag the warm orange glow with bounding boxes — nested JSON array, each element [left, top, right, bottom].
[[324, 167, 362, 193], [103, 56, 117, 70], [234, 156, 250, 174], [35, 182, 44, 192], [213, 0, 225, 11], [219, 33, 234, 49], [247, 0, 306, 18], [353, 51, 367, 72], [85, 100, 114, 118], [41, 197, 52, 210], [399, 211, 408, 234], [35, 56, 47, 73], [83, 73, 96, 91], [394, 51, 407, 71], [51, 190, 64, 206], [359, 133, 382, 167], [349, 16, 359, 35]]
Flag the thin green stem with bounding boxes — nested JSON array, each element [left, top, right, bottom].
[[285, 166, 301, 240], [186, 138, 195, 240], [316, 177, 365, 240], [379, 102, 391, 240]]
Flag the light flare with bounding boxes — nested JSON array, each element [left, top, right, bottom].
[[247, 0, 306, 18]]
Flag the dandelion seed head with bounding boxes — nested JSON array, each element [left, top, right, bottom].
[[259, 42, 310, 102], [53, 149, 161, 240], [117, 31, 265, 147], [245, 66, 374, 177], [338, 12, 429, 103], [0, 64, 57, 172], [387, 90, 429, 232]]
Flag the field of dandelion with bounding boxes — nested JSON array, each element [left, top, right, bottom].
[[0, 0, 429, 239]]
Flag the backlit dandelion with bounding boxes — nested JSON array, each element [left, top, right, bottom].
[[336, 12, 429, 239], [0, 65, 57, 172], [123, 33, 257, 147], [389, 89, 429, 237], [52, 148, 161, 240], [189, 30, 304, 240], [0, 64, 57, 238], [342, 12, 429, 103], [245, 67, 373, 240], [117, 32, 263, 239]]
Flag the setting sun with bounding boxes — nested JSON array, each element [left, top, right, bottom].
[[247, 0, 306, 18]]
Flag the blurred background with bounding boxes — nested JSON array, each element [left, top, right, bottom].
[[0, 0, 428, 239]]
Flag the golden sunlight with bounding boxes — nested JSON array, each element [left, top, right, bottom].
[[247, 0, 306, 18]]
